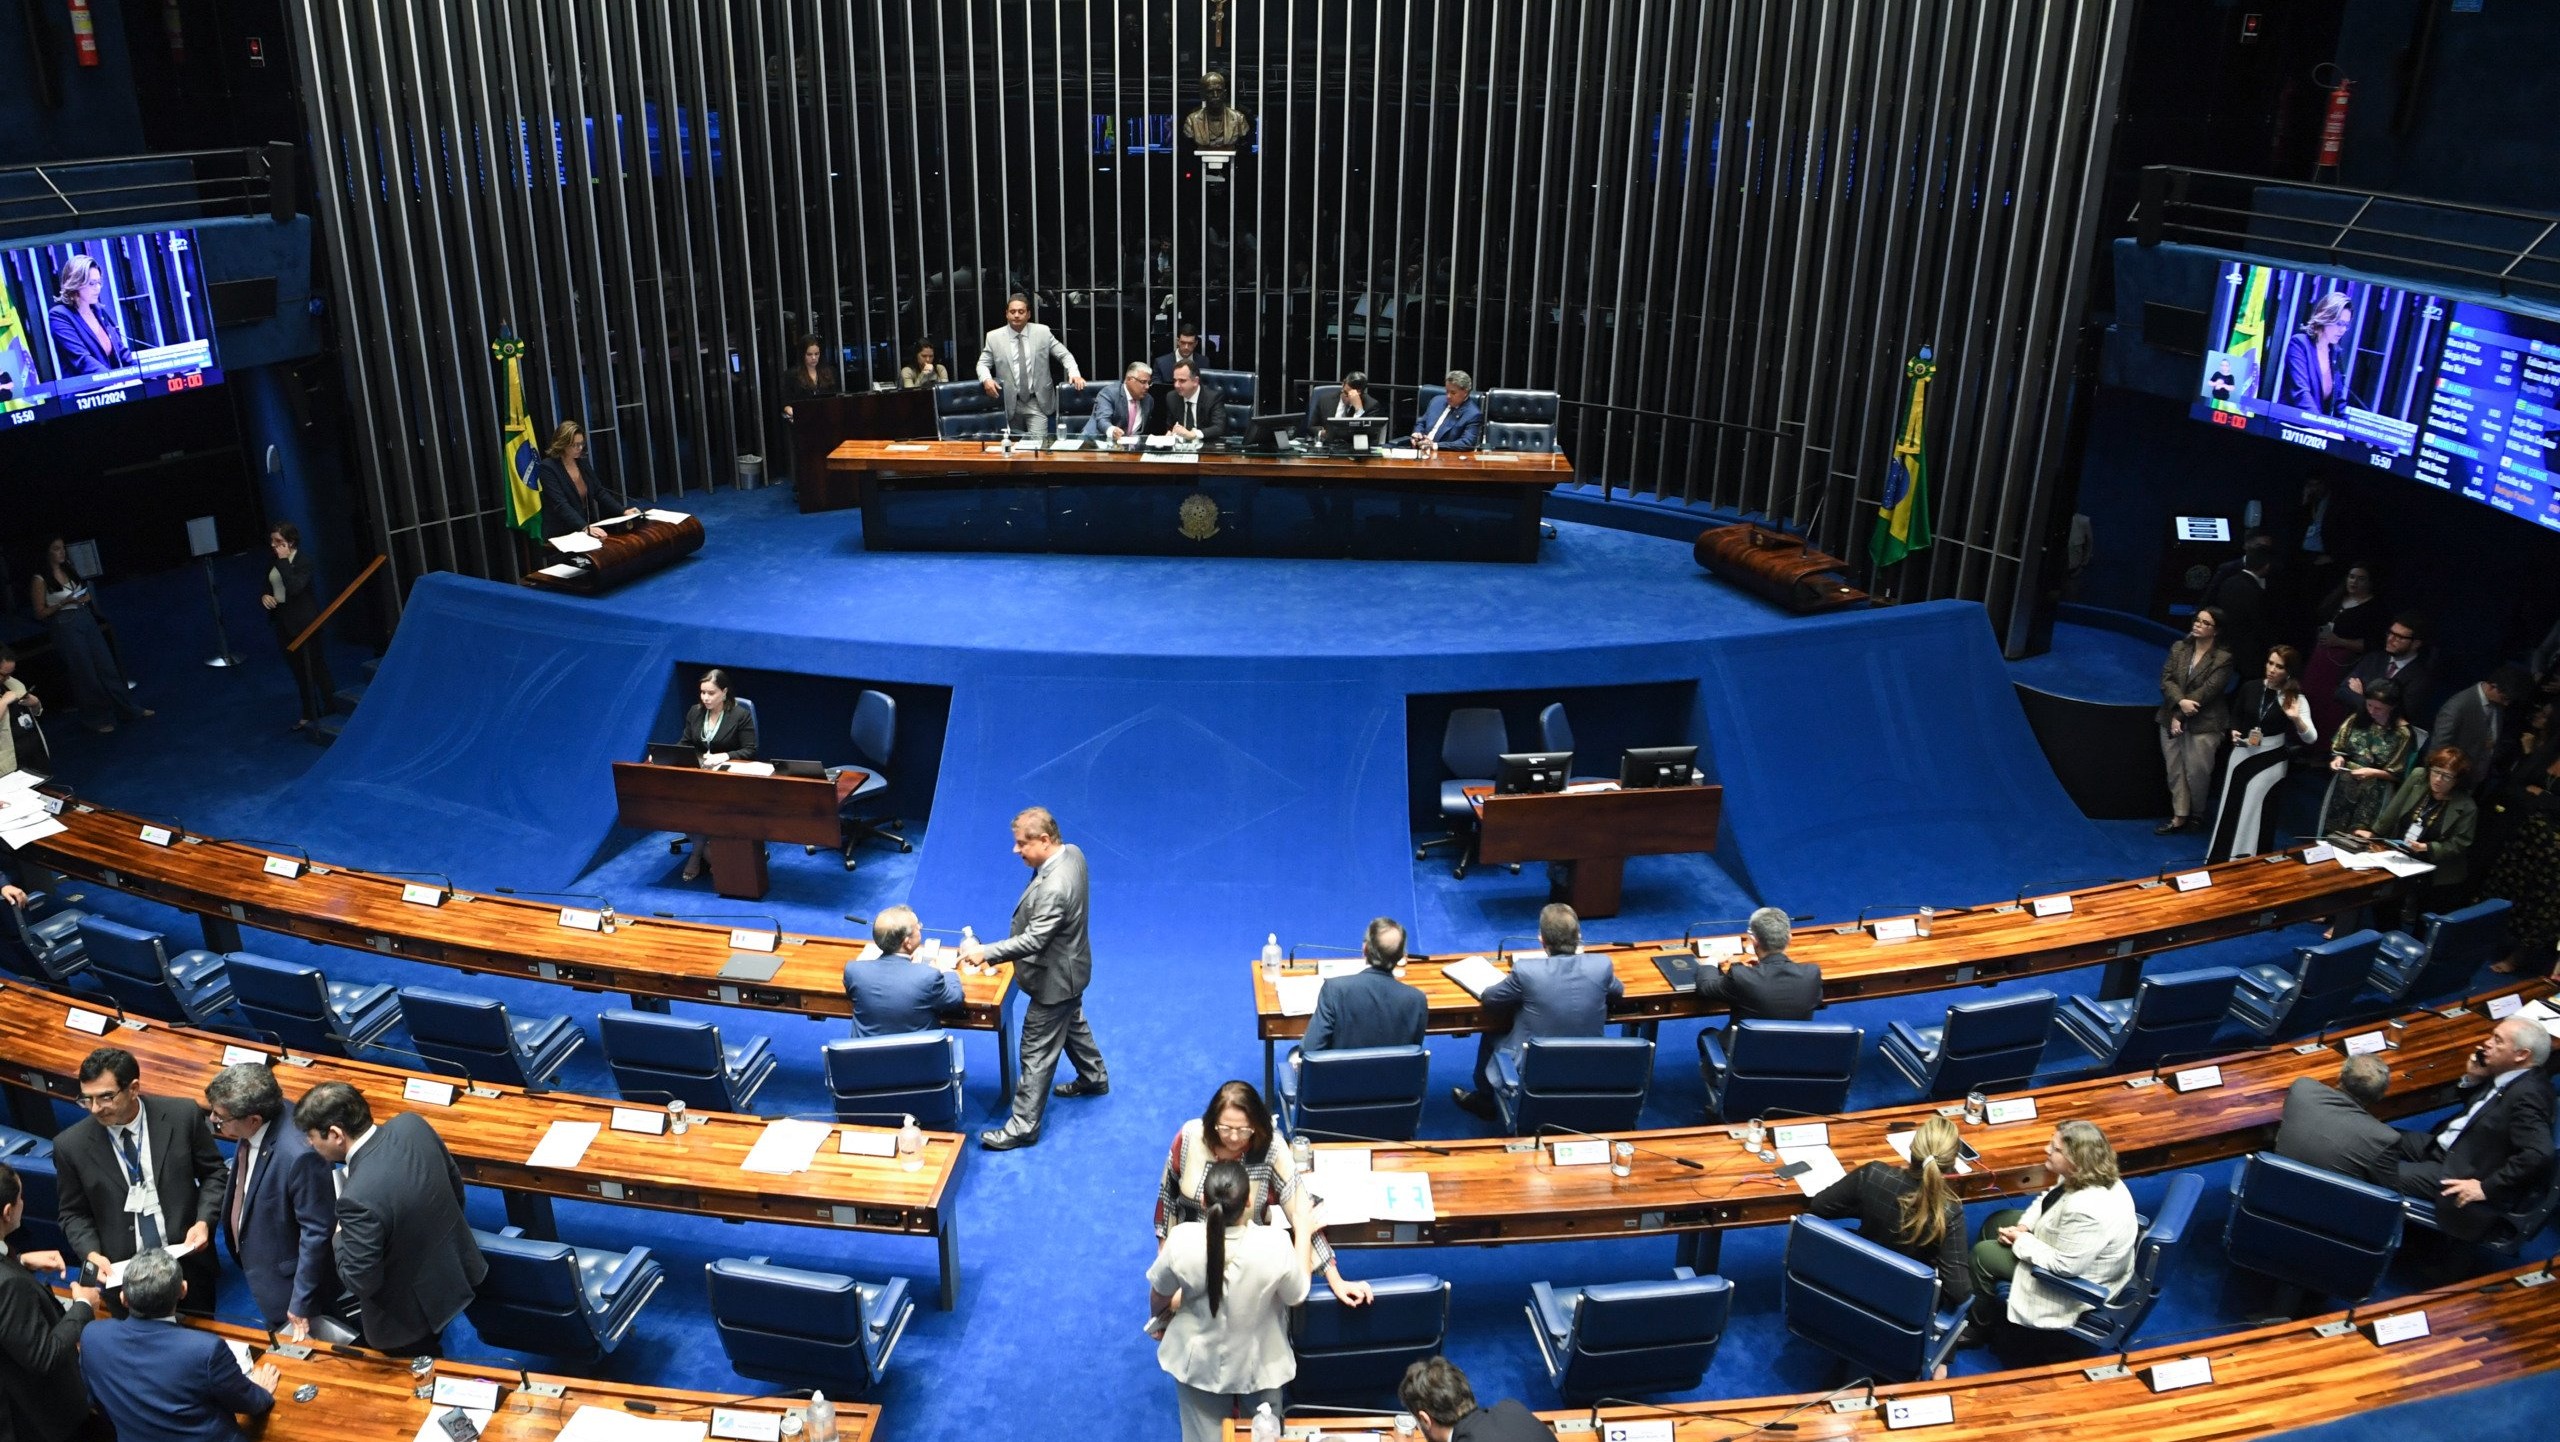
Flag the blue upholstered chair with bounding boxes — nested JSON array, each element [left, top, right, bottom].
[[2014, 1172, 2202, 1353], [933, 380, 1005, 439], [2224, 1154, 2401, 1309], [1782, 1216, 1967, 1382], [1880, 990, 2058, 1100], [1535, 703, 1613, 785], [822, 1033, 965, 1129], [2228, 931, 2380, 1042], [707, 1256, 915, 1398], [1417, 707, 1511, 878], [1491, 1036, 1654, 1136], [823, 689, 908, 870], [0, 1125, 63, 1257], [1482, 389, 1561, 452], [75, 916, 233, 1024], [599, 1009, 779, 1113], [1290, 1273, 1449, 1403], [2367, 899, 2510, 1006], [396, 986, 583, 1091], [1699, 1020, 1864, 1121], [3, 891, 90, 982], [2051, 966, 2241, 1074], [464, 1227, 663, 1361], [223, 952, 400, 1056], [1278, 1044, 1431, 1142], [1196, 367, 1258, 436], [1525, 1268, 1731, 1402]]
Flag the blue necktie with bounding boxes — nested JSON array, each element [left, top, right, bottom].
[[116, 1128, 163, 1252]]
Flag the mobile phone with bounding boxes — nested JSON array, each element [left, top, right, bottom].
[[1774, 1159, 1812, 1180], [1956, 1140, 1982, 1165], [439, 1410, 482, 1442]]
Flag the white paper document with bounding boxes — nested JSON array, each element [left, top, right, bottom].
[[555, 1405, 708, 1442], [0, 770, 44, 792], [528, 1120, 601, 1170], [547, 532, 604, 554], [717, 761, 776, 776], [0, 815, 65, 849], [740, 1118, 833, 1175], [644, 508, 689, 524], [1140, 452, 1200, 464], [885, 442, 933, 453], [1441, 955, 1507, 998], [2335, 847, 2436, 878], [1272, 975, 1325, 1017], [99, 1238, 199, 1288], [535, 563, 585, 579], [1778, 1145, 1847, 1197]]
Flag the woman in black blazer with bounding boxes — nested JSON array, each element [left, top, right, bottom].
[[1806, 1115, 1971, 1304], [677, 668, 758, 881], [534, 421, 637, 540]]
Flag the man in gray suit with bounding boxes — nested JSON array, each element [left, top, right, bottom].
[[296, 1082, 485, 1356], [1452, 903, 1622, 1119], [2273, 1055, 2400, 1185], [975, 293, 1085, 435], [2429, 664, 2529, 791], [961, 806, 1109, 1150]]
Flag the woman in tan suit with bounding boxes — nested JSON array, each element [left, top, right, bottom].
[[2157, 606, 2234, 835]]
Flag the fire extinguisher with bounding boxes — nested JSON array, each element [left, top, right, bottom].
[[164, 0, 184, 62], [2313, 66, 2351, 178], [66, 0, 99, 67]]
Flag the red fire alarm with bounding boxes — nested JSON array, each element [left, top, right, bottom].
[[247, 36, 265, 66]]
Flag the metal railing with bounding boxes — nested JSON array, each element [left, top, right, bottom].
[[0, 145, 295, 242], [2132, 166, 2560, 305]]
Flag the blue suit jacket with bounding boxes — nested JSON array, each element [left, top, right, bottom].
[[82, 1316, 273, 1442], [1481, 952, 1623, 1066], [47, 303, 134, 377], [1302, 966, 1428, 1053], [224, 1101, 350, 1330], [1412, 393, 1484, 450], [843, 954, 967, 1037]]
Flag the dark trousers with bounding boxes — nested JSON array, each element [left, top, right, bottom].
[[367, 1327, 446, 1358], [278, 626, 335, 723], [1000, 996, 1107, 1138], [1968, 1208, 2028, 1323]]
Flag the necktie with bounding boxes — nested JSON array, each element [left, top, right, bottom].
[[1128, 399, 1138, 431], [229, 1137, 251, 1237], [1013, 330, 1028, 388], [117, 1128, 163, 1251], [1186, 400, 1197, 430]]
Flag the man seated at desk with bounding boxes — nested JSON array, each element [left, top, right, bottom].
[[1087, 361, 1169, 442], [845, 904, 968, 1044], [674, 668, 759, 882], [1165, 360, 1228, 445], [1410, 370, 1484, 455], [1693, 907, 1822, 1021], [1296, 917, 1428, 1065], [1452, 903, 1620, 1120]]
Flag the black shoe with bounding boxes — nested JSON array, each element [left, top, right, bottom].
[[978, 1128, 1040, 1151], [2153, 818, 2186, 835], [1054, 1078, 1109, 1098], [1450, 1086, 1496, 1119]]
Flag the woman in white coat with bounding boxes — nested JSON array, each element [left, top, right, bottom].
[[1967, 1120, 2138, 1333], [1147, 1159, 1314, 1442]]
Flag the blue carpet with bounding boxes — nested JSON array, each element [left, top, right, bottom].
[[18, 511, 2546, 1435], [2008, 620, 2178, 705]]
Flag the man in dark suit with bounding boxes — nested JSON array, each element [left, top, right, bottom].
[[2273, 1056, 2401, 1185], [204, 1063, 348, 1338], [1300, 917, 1429, 1055], [961, 806, 1109, 1151], [1163, 360, 1227, 444], [1084, 361, 1168, 441], [295, 1081, 486, 1355], [2390, 1017, 2557, 1240], [0, 1160, 102, 1442], [1693, 908, 1824, 1020], [2335, 612, 2435, 720], [845, 904, 967, 1039], [2199, 534, 2278, 677], [2430, 665, 2530, 792], [259, 522, 335, 731], [1151, 320, 1214, 389], [1399, 1357, 1553, 1442], [1453, 903, 1623, 1119], [1410, 370, 1485, 453], [56, 1047, 227, 1316], [80, 1248, 278, 1442]]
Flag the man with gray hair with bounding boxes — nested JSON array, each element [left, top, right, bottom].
[[1454, 902, 1621, 1120], [81, 1247, 280, 1442], [2390, 1015, 2556, 1239], [1409, 369, 1483, 454], [1086, 360, 1165, 441], [2273, 1055, 2400, 1185], [204, 1063, 348, 1337], [843, 902, 968, 1042], [1692, 906, 1822, 1021], [962, 805, 1108, 1150]]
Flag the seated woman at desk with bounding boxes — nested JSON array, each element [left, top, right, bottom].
[[676, 668, 759, 881], [535, 421, 639, 539], [900, 338, 949, 390]]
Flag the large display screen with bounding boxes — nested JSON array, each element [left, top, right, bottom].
[[2191, 259, 2560, 535], [0, 227, 224, 429]]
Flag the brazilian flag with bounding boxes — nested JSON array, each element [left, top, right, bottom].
[[0, 267, 37, 416], [492, 325, 543, 539], [1870, 346, 1936, 568]]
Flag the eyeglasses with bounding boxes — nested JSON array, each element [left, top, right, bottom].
[[74, 1084, 131, 1110], [2388, 629, 2416, 641], [1211, 1124, 1257, 1139]]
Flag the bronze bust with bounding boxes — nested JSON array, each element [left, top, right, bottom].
[[1182, 71, 1251, 150]]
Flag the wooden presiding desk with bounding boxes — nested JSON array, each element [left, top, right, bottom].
[[1467, 780, 1723, 918], [610, 759, 860, 901], [824, 438, 1572, 561], [1245, 1260, 2560, 1441], [519, 511, 705, 596], [166, 1310, 876, 1442], [1305, 979, 2546, 1270], [21, 796, 1029, 1098], [1250, 844, 2401, 1093], [0, 978, 972, 1308]]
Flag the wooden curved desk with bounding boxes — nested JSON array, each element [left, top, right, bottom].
[[21, 796, 1027, 1096], [1248, 1260, 2560, 1441], [1308, 980, 2546, 1271], [1251, 845, 2401, 1092], [166, 1311, 876, 1442], [0, 978, 972, 1308]]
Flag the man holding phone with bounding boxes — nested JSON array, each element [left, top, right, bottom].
[[0, 1160, 101, 1442], [2389, 1016, 2555, 1239]]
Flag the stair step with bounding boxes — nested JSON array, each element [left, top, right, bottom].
[[332, 682, 368, 710], [311, 713, 348, 743]]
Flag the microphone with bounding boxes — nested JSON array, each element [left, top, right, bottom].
[[648, 911, 783, 945], [342, 1038, 484, 1091], [371, 869, 455, 901], [495, 887, 618, 930], [2010, 875, 2125, 909], [65, 985, 143, 1032], [1586, 1397, 1801, 1433], [1681, 918, 1754, 946], [1533, 1122, 1704, 1170], [121, 807, 194, 842], [218, 837, 312, 867], [1494, 935, 1543, 963], [1286, 942, 1362, 969], [1291, 1127, 1451, 1157], [841, 914, 871, 926], [1845, 902, 1941, 933]]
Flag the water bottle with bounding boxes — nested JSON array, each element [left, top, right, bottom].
[[807, 1391, 836, 1442], [961, 924, 979, 974], [1262, 933, 1283, 981], [1290, 1132, 1313, 1176], [599, 903, 617, 935], [898, 1113, 924, 1172], [1251, 1402, 1280, 1442]]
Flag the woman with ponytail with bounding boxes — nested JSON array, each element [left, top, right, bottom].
[[1807, 1114, 1972, 1303], [1147, 1158, 1313, 1442]]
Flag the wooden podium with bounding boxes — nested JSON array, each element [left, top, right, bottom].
[[522, 512, 706, 596], [1470, 783, 1724, 918], [610, 760, 860, 900]]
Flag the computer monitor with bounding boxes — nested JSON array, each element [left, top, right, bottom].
[[1243, 413, 1298, 454], [1620, 745, 1699, 789], [1321, 413, 1391, 453], [1494, 752, 1572, 795]]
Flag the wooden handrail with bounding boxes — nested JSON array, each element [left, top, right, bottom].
[[285, 552, 385, 653]]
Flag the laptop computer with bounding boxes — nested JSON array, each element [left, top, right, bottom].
[[770, 758, 828, 779], [646, 741, 703, 768]]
